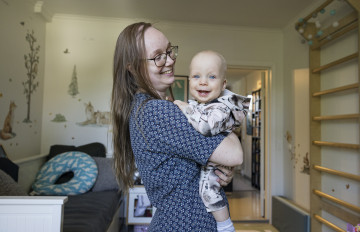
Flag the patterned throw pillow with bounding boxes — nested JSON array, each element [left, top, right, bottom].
[[31, 151, 98, 196]]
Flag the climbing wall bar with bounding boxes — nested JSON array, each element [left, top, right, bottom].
[[295, 0, 360, 231]]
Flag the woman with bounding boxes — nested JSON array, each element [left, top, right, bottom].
[[111, 22, 243, 231]]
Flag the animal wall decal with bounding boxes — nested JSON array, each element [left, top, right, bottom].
[[0, 101, 17, 140], [78, 102, 110, 126], [23, 30, 40, 123]]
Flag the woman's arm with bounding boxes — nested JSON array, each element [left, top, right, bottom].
[[208, 132, 243, 167]]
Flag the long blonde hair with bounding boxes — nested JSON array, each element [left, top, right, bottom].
[[111, 22, 173, 192]]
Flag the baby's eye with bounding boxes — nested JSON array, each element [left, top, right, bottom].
[[192, 75, 200, 79], [209, 75, 216, 79]]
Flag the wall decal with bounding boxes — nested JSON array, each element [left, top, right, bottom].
[[68, 65, 79, 97], [77, 102, 110, 127], [301, 152, 310, 175], [23, 30, 40, 123], [52, 113, 67, 122], [0, 101, 17, 140]]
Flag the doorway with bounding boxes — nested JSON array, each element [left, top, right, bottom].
[[225, 67, 270, 222]]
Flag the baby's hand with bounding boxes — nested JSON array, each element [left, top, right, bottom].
[[173, 100, 189, 113]]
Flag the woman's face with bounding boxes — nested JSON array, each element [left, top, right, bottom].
[[144, 27, 176, 98]]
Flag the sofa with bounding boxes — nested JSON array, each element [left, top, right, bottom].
[[0, 142, 122, 232]]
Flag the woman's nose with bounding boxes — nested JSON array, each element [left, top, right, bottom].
[[165, 54, 175, 66]]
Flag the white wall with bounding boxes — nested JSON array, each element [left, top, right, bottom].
[[0, 0, 46, 160]]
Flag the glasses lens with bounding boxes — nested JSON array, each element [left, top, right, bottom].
[[154, 54, 166, 67], [152, 46, 178, 67], [170, 46, 178, 59]]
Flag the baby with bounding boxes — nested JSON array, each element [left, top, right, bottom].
[[174, 50, 250, 232]]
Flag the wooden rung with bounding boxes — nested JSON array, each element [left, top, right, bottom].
[[321, 200, 360, 227], [314, 214, 345, 232], [313, 114, 360, 121], [317, 11, 358, 42], [312, 83, 359, 96], [312, 52, 358, 73], [313, 141, 360, 149], [313, 189, 360, 213], [313, 165, 360, 182], [313, 21, 358, 50]]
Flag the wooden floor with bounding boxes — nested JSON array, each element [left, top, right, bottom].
[[234, 223, 279, 232], [227, 191, 264, 221], [228, 173, 265, 221]]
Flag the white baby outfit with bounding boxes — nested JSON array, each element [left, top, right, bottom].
[[183, 89, 250, 212]]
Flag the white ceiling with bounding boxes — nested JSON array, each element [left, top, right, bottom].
[[41, 0, 315, 29]]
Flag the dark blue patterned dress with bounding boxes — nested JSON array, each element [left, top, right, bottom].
[[129, 93, 227, 232]]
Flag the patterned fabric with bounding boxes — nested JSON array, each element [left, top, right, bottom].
[[199, 164, 227, 212], [186, 89, 251, 136], [130, 93, 227, 232], [31, 152, 98, 196], [184, 89, 250, 214]]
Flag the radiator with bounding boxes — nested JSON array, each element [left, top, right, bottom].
[[272, 196, 310, 232], [0, 196, 67, 232]]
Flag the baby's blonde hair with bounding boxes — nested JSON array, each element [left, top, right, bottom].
[[191, 50, 227, 79]]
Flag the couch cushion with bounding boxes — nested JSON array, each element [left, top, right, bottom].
[[0, 169, 27, 196], [63, 191, 121, 232], [48, 143, 106, 160], [32, 152, 98, 195], [91, 157, 119, 192], [0, 157, 19, 182], [47, 143, 106, 184]]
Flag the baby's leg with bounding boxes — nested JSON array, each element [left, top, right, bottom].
[[199, 164, 235, 232]]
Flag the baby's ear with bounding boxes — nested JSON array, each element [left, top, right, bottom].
[[222, 79, 227, 91]]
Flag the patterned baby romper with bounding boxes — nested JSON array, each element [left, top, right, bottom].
[[129, 93, 227, 232], [183, 89, 250, 212]]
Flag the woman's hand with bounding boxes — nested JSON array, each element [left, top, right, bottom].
[[173, 100, 189, 113], [215, 166, 234, 187]]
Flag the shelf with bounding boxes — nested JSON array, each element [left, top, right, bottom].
[[251, 89, 261, 190]]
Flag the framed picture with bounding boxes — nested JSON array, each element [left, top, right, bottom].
[[127, 186, 156, 225], [170, 75, 188, 101], [0, 145, 8, 158]]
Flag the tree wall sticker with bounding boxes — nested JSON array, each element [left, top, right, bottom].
[[23, 30, 40, 123], [68, 65, 79, 97]]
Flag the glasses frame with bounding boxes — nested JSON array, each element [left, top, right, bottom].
[[147, 46, 178, 67]]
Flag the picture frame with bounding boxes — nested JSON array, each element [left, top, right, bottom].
[[171, 75, 188, 102], [127, 186, 156, 225], [0, 145, 8, 158]]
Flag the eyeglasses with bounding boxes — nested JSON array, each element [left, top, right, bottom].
[[147, 46, 178, 67]]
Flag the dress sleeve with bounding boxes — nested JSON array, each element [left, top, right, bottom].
[[140, 100, 226, 166]]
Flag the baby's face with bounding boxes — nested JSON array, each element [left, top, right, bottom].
[[189, 52, 226, 104]]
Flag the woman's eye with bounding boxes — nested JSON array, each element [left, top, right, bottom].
[[193, 75, 200, 79], [154, 54, 163, 62], [209, 75, 216, 79]]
